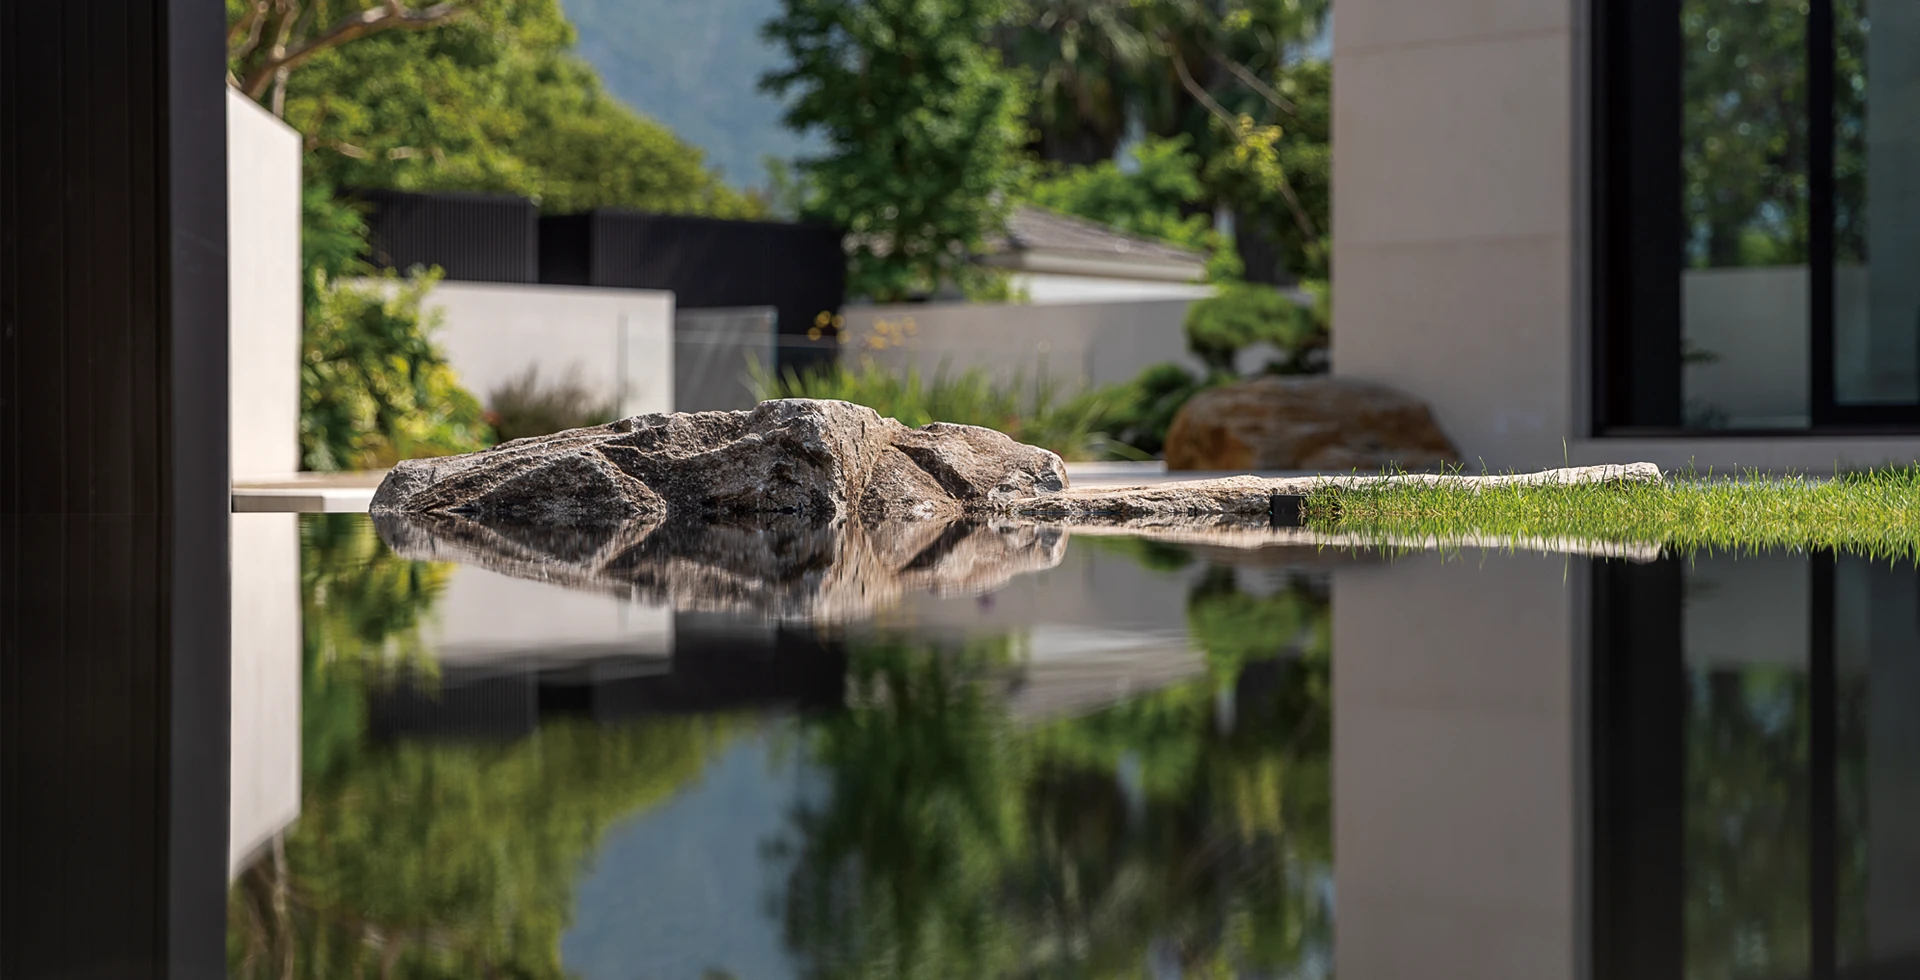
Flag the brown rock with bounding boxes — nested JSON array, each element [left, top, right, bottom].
[[371, 399, 1069, 526], [1163, 376, 1462, 472]]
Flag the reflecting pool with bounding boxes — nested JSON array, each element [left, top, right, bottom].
[[223, 513, 1920, 979]]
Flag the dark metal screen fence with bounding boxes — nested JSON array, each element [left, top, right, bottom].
[[352, 188, 540, 284]]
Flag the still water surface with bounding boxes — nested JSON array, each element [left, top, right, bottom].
[[225, 513, 1920, 979]]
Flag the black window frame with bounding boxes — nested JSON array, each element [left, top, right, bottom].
[[1590, 0, 1920, 435]]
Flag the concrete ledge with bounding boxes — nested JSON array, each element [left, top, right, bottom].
[[1571, 437, 1920, 474], [232, 487, 375, 513]]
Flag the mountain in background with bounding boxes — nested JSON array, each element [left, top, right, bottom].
[[559, 0, 816, 193]]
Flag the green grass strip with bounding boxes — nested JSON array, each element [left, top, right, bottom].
[[1303, 465, 1920, 559]]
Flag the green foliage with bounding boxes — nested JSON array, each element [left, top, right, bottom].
[[298, 184, 495, 471], [1681, 664, 1827, 980], [1676, 0, 1870, 267], [485, 366, 617, 443], [1096, 360, 1214, 457], [778, 636, 1032, 976], [232, 514, 743, 977], [1024, 134, 1241, 280], [762, 0, 1034, 301], [232, 715, 738, 978], [1186, 566, 1329, 677], [299, 183, 374, 312], [1183, 282, 1324, 375], [242, 516, 1342, 976], [293, 514, 453, 778], [995, 0, 1151, 165], [999, 1, 1332, 280], [301, 271, 494, 471], [1203, 58, 1332, 279], [510, 62, 768, 216], [1069, 533, 1198, 573], [298, 514, 450, 678], [780, 605, 1333, 977], [1308, 466, 1920, 560], [753, 356, 1147, 461], [258, 0, 758, 216]]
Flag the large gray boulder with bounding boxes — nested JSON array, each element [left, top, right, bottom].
[[370, 399, 1070, 526]]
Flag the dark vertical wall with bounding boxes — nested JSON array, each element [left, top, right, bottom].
[[0, 1, 231, 976]]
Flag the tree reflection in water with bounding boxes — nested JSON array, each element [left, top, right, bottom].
[[234, 520, 1332, 978], [1682, 664, 1869, 980], [775, 565, 1333, 979], [228, 516, 741, 978]]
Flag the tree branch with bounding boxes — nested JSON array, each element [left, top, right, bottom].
[[1168, 46, 1240, 133], [228, 1, 269, 62], [240, 2, 464, 98], [1200, 40, 1296, 118], [1168, 45, 1319, 242]]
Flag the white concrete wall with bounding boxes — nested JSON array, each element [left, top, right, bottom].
[[844, 299, 1202, 390], [422, 281, 676, 419], [228, 512, 302, 878], [429, 563, 673, 665], [1011, 272, 1215, 305], [1331, 0, 1579, 471], [1333, 551, 1582, 980], [226, 89, 303, 480]]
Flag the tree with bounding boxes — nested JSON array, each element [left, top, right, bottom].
[[509, 58, 765, 217], [762, 0, 1034, 302], [236, 0, 756, 468], [999, 0, 1332, 282], [227, 0, 466, 108], [232, 0, 758, 216], [1204, 56, 1329, 280], [776, 592, 1334, 978], [1183, 282, 1323, 375], [996, 0, 1151, 166]]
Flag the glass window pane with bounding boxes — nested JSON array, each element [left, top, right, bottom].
[[1679, 0, 1812, 430], [1835, 1, 1920, 407], [1681, 556, 1813, 976]]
